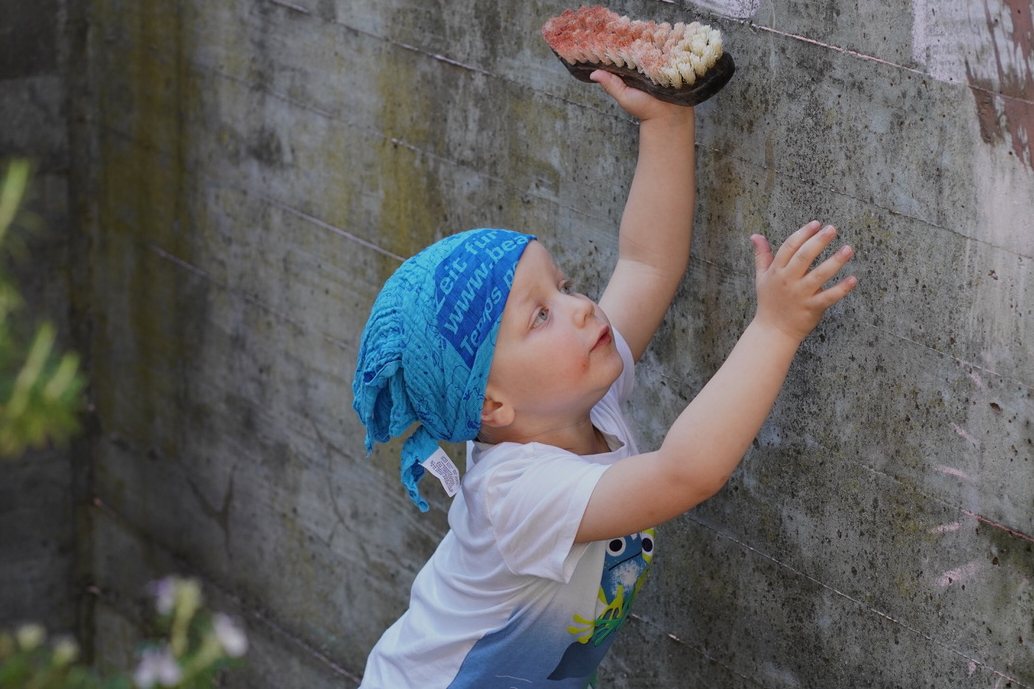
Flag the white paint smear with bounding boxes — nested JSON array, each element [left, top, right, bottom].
[[912, 0, 1032, 86], [688, 0, 761, 20]]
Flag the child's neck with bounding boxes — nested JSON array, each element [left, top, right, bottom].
[[486, 415, 603, 455]]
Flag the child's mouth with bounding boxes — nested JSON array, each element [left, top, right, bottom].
[[592, 327, 612, 351]]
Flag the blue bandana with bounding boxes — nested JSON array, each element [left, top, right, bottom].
[[352, 229, 535, 511]]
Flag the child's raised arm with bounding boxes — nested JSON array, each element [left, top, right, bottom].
[[594, 70, 698, 362], [578, 221, 858, 543]]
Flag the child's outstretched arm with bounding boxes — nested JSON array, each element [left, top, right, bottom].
[[578, 221, 858, 543], [593, 70, 697, 362]]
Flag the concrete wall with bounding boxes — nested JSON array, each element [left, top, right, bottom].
[[16, 0, 1032, 685], [0, 0, 92, 642]]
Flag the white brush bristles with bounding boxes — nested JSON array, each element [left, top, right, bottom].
[[542, 7, 725, 89]]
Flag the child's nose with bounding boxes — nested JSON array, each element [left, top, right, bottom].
[[570, 294, 595, 325]]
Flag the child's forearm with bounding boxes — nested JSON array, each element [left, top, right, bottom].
[[657, 318, 801, 501], [580, 222, 855, 542], [576, 317, 801, 542], [618, 112, 697, 277], [601, 111, 698, 360]]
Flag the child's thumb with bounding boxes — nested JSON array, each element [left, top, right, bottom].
[[589, 69, 623, 97], [751, 234, 773, 274]]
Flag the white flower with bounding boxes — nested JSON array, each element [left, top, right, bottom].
[[52, 637, 80, 666], [212, 613, 248, 658], [150, 577, 178, 616], [133, 647, 182, 688], [15, 624, 45, 651]]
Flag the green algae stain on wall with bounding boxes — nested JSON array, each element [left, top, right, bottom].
[[371, 45, 448, 266], [90, 0, 207, 458]]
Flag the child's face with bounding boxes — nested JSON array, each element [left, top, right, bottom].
[[485, 241, 624, 423]]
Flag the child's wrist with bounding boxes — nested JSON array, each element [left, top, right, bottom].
[[638, 113, 695, 149], [638, 105, 694, 131], [745, 316, 806, 352]]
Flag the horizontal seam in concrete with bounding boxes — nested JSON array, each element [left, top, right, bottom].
[[325, 14, 493, 78], [683, 315, 1034, 544], [145, 242, 352, 352], [257, 0, 635, 119], [335, 7, 1034, 109], [963, 511, 1034, 546], [258, 193, 406, 262], [670, 254, 1032, 387], [195, 64, 336, 119], [177, 62, 1034, 271], [686, 514, 1033, 688], [193, 58, 1034, 264], [748, 24, 927, 74], [187, 59, 592, 193], [93, 119, 404, 270], [858, 461, 1034, 546], [178, 64, 601, 254], [695, 140, 1034, 263], [264, 0, 310, 15], [740, 23, 1034, 108], [184, 36, 1032, 262], [243, 602, 363, 686], [854, 319, 1031, 390], [625, 612, 766, 687]]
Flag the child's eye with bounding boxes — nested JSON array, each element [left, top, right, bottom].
[[533, 307, 549, 327], [560, 280, 575, 295]]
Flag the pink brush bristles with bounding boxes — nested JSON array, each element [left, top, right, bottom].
[[541, 6, 735, 106]]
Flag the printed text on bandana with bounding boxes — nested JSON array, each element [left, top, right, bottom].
[[435, 232, 525, 368]]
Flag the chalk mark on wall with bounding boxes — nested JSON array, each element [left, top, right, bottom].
[[686, 514, 1032, 687], [936, 560, 983, 587]]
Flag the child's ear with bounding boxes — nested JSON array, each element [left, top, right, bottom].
[[480, 394, 515, 428]]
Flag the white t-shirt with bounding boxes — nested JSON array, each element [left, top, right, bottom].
[[360, 331, 655, 688]]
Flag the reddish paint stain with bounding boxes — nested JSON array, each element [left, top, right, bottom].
[[967, 0, 1034, 170]]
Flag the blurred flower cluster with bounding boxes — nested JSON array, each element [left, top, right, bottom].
[[0, 576, 247, 689], [0, 165, 248, 687]]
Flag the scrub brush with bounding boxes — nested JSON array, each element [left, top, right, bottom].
[[541, 5, 735, 106]]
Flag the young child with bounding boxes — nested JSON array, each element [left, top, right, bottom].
[[352, 70, 857, 688]]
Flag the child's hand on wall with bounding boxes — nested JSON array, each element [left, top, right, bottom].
[[750, 221, 858, 345], [589, 69, 692, 124]]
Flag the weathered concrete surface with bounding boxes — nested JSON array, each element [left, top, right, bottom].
[[0, 0, 92, 643], [22, 0, 1030, 685]]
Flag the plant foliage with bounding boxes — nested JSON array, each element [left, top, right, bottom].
[[0, 159, 85, 459]]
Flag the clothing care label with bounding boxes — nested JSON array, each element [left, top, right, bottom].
[[422, 447, 461, 497]]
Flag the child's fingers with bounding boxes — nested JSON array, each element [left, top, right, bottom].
[[589, 69, 615, 88], [591, 69, 668, 120], [815, 273, 859, 309], [806, 244, 855, 288], [787, 224, 840, 275], [773, 221, 823, 269], [751, 234, 774, 274], [590, 69, 632, 100]]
